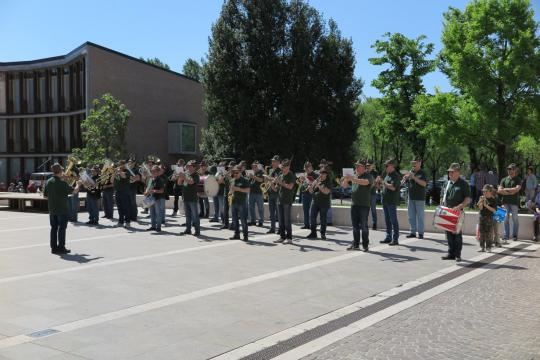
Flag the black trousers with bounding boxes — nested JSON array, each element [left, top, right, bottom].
[[199, 197, 209, 217], [351, 205, 370, 249], [173, 187, 183, 213]]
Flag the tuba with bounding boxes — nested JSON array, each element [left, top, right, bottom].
[[97, 159, 115, 185]]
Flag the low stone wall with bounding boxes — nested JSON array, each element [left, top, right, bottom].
[[136, 195, 534, 239]]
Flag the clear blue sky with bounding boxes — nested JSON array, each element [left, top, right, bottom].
[[1, 0, 539, 98]]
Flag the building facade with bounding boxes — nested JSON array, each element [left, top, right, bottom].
[[0, 42, 206, 186]]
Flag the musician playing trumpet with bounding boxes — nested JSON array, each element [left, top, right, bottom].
[[300, 162, 318, 230], [171, 159, 185, 217], [477, 184, 497, 252], [248, 161, 265, 227], [273, 159, 296, 244], [145, 165, 165, 233], [112, 160, 131, 228], [403, 157, 428, 240], [85, 166, 102, 225], [305, 168, 331, 240], [266, 155, 282, 234], [177, 160, 200, 236], [229, 165, 251, 242]]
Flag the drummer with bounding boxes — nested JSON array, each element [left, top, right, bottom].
[[441, 163, 471, 262]]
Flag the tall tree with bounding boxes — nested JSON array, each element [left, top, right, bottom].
[[440, 0, 540, 174], [369, 32, 437, 160], [72, 93, 130, 164], [202, 0, 361, 169], [139, 57, 171, 70], [182, 58, 203, 81]]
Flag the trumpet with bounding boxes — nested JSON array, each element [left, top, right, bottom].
[[307, 177, 322, 193], [401, 169, 414, 186]]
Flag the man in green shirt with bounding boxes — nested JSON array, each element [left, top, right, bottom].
[[43, 163, 81, 254], [177, 160, 200, 236], [498, 163, 522, 241], [300, 162, 318, 230], [380, 159, 401, 245], [248, 161, 265, 227], [274, 159, 296, 244], [367, 160, 379, 230], [266, 155, 282, 234], [342, 160, 373, 251], [229, 165, 251, 241], [405, 157, 428, 239], [306, 168, 331, 240], [112, 160, 131, 228], [442, 163, 471, 261]]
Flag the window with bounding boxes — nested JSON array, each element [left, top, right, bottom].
[[26, 119, 35, 152], [0, 73, 6, 113], [168, 122, 197, 154], [50, 70, 58, 112], [12, 76, 20, 114], [38, 118, 47, 152], [0, 158, 6, 184], [0, 119, 6, 152], [50, 117, 59, 152], [63, 67, 70, 111], [39, 74, 46, 112], [25, 76, 34, 113]]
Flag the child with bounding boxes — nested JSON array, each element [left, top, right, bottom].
[[492, 191, 502, 247], [477, 184, 497, 252]]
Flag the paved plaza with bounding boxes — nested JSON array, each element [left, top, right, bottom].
[[0, 207, 538, 360]]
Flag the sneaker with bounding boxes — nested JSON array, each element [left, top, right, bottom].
[[285, 239, 293, 244], [146, 227, 156, 231], [274, 238, 285, 243], [266, 229, 276, 234], [229, 235, 241, 240], [380, 239, 391, 244], [300, 225, 310, 229], [388, 242, 399, 246], [180, 230, 192, 236], [456, 257, 462, 262], [406, 233, 416, 238], [418, 234, 424, 239], [306, 232, 318, 239], [347, 245, 359, 251], [362, 247, 369, 252], [441, 255, 455, 260], [321, 234, 326, 240], [193, 231, 200, 236]]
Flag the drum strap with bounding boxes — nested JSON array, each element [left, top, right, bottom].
[[442, 180, 452, 206]]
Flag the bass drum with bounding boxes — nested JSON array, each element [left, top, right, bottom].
[[197, 175, 220, 198]]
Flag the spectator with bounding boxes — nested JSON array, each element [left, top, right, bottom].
[[525, 166, 537, 203], [469, 167, 478, 209]]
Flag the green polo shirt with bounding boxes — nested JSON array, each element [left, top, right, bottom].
[[114, 172, 130, 193], [500, 176, 522, 205], [351, 172, 373, 207], [408, 169, 427, 201], [44, 176, 73, 215], [250, 170, 264, 194], [313, 177, 332, 208], [278, 171, 297, 205], [149, 176, 165, 200], [268, 167, 281, 198], [182, 172, 199, 202], [444, 177, 471, 208], [232, 176, 250, 205], [382, 171, 400, 205]]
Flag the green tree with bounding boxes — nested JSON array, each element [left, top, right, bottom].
[[72, 93, 130, 164], [139, 57, 171, 70], [369, 32, 437, 161], [440, 0, 540, 174], [202, 0, 361, 169], [182, 58, 203, 81]]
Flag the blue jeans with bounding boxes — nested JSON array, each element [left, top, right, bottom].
[[249, 193, 264, 225], [302, 192, 313, 227], [310, 203, 328, 235], [232, 201, 248, 237], [212, 196, 222, 221], [446, 231, 463, 258], [150, 198, 165, 230], [370, 193, 378, 226], [269, 196, 279, 231], [407, 199, 425, 235], [87, 196, 99, 223], [115, 191, 130, 224], [128, 189, 138, 221], [278, 202, 292, 239], [351, 205, 370, 249], [102, 188, 114, 218], [503, 204, 519, 239], [67, 193, 79, 222], [184, 201, 200, 233], [50, 214, 68, 250], [383, 204, 399, 242]]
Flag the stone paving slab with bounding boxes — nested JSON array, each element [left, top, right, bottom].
[[0, 207, 530, 360]]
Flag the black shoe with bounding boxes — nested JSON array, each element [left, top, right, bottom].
[[58, 248, 71, 254], [180, 223, 187, 227], [51, 248, 59, 254], [406, 233, 416, 238], [327, 222, 333, 226], [418, 234, 424, 239], [220, 225, 229, 230], [301, 225, 310, 229], [194, 231, 200, 236], [347, 245, 359, 251], [117, 222, 124, 227], [85, 221, 93, 225], [257, 223, 263, 227], [362, 247, 369, 252], [248, 222, 256, 226], [101, 215, 108, 218], [306, 232, 318, 239], [321, 234, 326, 240], [372, 225, 377, 230], [380, 239, 391, 244], [243, 236, 249, 242], [441, 255, 456, 260], [456, 257, 462, 262], [172, 211, 177, 217], [274, 238, 285, 243], [124, 222, 130, 228], [230, 235, 241, 240], [209, 219, 218, 223], [146, 227, 156, 231], [155, 228, 162, 233], [266, 229, 276, 234], [388, 242, 399, 246], [180, 230, 192, 236]]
